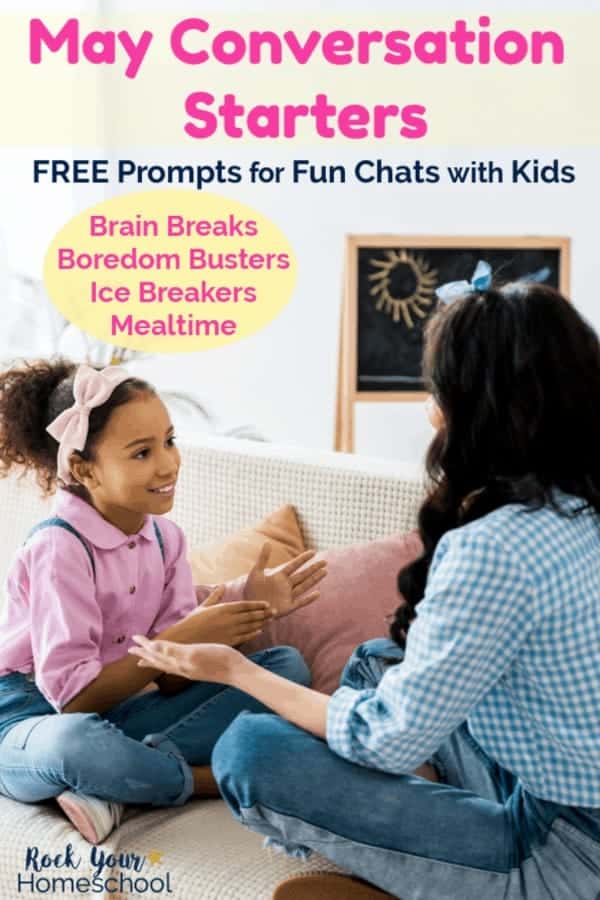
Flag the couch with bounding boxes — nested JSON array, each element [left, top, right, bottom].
[[0, 435, 424, 900]]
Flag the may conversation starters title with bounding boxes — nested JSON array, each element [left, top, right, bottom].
[[28, 16, 565, 141]]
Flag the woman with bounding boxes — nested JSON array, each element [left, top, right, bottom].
[[131, 281, 600, 900]]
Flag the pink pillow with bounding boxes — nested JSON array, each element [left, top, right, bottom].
[[243, 531, 423, 694]]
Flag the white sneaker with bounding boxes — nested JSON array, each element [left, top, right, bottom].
[[56, 791, 124, 844]]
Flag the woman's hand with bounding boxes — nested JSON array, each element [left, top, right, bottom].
[[130, 633, 330, 740], [163, 586, 273, 647], [244, 545, 327, 618], [130, 635, 243, 685]]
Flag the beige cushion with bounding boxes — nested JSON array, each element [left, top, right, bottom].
[[0, 795, 340, 899]]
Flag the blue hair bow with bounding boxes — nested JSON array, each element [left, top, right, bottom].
[[435, 260, 492, 305], [436, 261, 552, 306]]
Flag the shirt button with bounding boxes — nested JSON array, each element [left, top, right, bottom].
[[129, 585, 136, 594], [128, 541, 136, 549]]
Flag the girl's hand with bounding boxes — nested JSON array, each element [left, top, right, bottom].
[[167, 586, 273, 646], [129, 635, 242, 684], [244, 545, 327, 619]]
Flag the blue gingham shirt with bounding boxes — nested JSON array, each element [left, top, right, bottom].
[[327, 493, 600, 806]]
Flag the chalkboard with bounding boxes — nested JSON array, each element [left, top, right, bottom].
[[336, 235, 570, 451]]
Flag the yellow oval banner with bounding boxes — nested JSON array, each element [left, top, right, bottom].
[[43, 190, 297, 353]]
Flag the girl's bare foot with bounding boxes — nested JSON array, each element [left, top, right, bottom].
[[191, 765, 221, 797]]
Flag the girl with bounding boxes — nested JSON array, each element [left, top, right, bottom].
[[0, 360, 325, 845], [132, 282, 600, 900]]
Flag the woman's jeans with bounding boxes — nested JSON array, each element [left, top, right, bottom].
[[0, 646, 310, 807], [212, 639, 600, 900]]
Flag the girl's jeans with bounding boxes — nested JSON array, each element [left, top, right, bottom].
[[0, 646, 310, 807], [212, 639, 600, 900]]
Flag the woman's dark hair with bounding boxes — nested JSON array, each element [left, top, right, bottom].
[[391, 282, 600, 646], [0, 358, 154, 495]]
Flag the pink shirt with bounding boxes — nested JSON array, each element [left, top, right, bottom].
[[0, 490, 241, 711]]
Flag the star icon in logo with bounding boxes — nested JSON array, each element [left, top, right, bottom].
[[147, 850, 163, 866]]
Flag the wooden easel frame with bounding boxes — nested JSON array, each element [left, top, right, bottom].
[[335, 234, 571, 452]]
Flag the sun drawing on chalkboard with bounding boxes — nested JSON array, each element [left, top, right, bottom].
[[368, 250, 438, 327]]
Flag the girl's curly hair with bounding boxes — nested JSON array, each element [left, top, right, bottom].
[[0, 358, 154, 496]]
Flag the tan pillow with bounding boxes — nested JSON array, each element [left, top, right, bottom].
[[189, 505, 305, 584]]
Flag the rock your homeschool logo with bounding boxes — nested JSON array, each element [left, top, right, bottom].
[[16, 844, 173, 895]]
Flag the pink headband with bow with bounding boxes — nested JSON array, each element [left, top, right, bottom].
[[46, 365, 131, 485]]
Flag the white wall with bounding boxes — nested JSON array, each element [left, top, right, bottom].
[[2, 0, 599, 463]]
